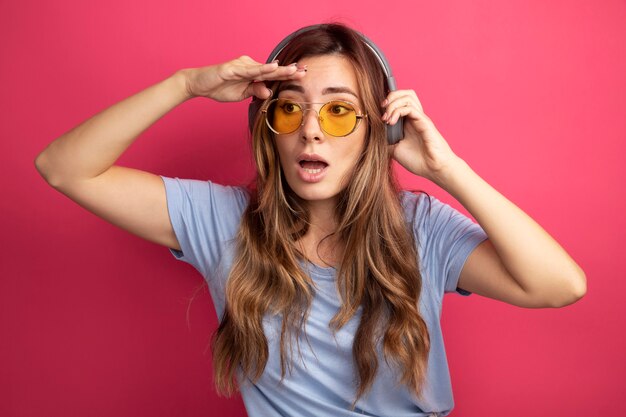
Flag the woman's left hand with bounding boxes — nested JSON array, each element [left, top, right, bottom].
[[382, 89, 461, 185]]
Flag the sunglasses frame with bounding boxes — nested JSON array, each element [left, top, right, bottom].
[[261, 98, 368, 137]]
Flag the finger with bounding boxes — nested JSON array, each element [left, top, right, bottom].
[[383, 90, 424, 113], [235, 63, 303, 82], [382, 94, 420, 121], [385, 92, 420, 110], [407, 90, 424, 112], [388, 106, 409, 125], [244, 81, 273, 100], [384, 89, 419, 102], [254, 64, 307, 81], [237, 62, 280, 79], [257, 61, 282, 74], [385, 103, 427, 126], [388, 95, 419, 112], [237, 55, 280, 69]]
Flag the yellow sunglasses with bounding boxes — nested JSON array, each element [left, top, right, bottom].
[[262, 98, 368, 137]]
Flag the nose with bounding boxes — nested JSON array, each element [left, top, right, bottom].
[[300, 108, 324, 142]]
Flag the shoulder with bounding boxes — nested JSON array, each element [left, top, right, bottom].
[[161, 176, 250, 210], [159, 176, 252, 274], [400, 190, 467, 228], [399, 190, 433, 228], [399, 189, 485, 248], [160, 176, 251, 241], [399, 189, 488, 297], [160, 176, 251, 203]]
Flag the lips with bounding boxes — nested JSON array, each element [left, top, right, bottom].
[[296, 153, 329, 183], [297, 153, 328, 166], [297, 153, 329, 168], [299, 160, 327, 170]]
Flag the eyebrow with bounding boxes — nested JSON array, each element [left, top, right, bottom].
[[280, 84, 359, 98]]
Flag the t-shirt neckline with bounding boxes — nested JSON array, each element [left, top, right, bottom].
[[299, 259, 337, 280]]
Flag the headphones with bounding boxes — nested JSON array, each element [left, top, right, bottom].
[[247, 24, 404, 145]]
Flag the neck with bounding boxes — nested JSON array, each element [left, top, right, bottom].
[[298, 197, 343, 268], [305, 198, 339, 237]]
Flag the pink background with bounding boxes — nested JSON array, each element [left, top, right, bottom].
[[2, 0, 624, 416]]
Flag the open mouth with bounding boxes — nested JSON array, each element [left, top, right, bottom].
[[296, 153, 329, 182], [298, 160, 329, 174]]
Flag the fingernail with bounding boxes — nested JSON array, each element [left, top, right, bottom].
[[382, 99, 388, 106], [267, 88, 273, 97], [271, 59, 279, 64], [297, 65, 307, 72], [289, 62, 298, 67]]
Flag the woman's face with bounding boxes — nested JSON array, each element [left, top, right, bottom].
[[273, 54, 367, 206]]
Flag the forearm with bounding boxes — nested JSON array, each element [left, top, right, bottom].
[[35, 69, 192, 186], [434, 158, 586, 299]]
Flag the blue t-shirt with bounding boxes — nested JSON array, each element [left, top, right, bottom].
[[161, 176, 488, 417]]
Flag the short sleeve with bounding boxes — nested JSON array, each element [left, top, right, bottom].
[[160, 176, 249, 279], [403, 192, 488, 298]]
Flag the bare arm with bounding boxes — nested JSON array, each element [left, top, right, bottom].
[[35, 71, 191, 186], [34, 71, 191, 250], [384, 89, 586, 308], [439, 159, 586, 308], [34, 57, 306, 251]]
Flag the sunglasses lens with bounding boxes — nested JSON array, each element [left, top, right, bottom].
[[265, 99, 359, 136], [267, 99, 302, 134], [320, 101, 358, 136]]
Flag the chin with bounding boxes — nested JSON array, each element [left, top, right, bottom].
[[292, 187, 339, 203], [284, 179, 341, 205]]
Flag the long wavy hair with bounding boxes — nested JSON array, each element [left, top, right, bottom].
[[211, 23, 430, 408]]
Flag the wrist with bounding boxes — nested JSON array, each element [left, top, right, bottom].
[[173, 68, 196, 100], [430, 156, 471, 191]]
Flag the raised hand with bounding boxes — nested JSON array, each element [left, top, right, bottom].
[[382, 89, 461, 185], [182, 56, 306, 102]]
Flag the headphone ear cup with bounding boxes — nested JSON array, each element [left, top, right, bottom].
[[386, 116, 404, 145]]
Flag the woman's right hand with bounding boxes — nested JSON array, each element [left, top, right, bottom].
[[182, 56, 306, 102]]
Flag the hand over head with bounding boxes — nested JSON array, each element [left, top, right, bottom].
[[383, 89, 460, 183], [183, 56, 307, 102]]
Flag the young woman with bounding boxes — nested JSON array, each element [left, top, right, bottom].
[[35, 23, 586, 417]]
